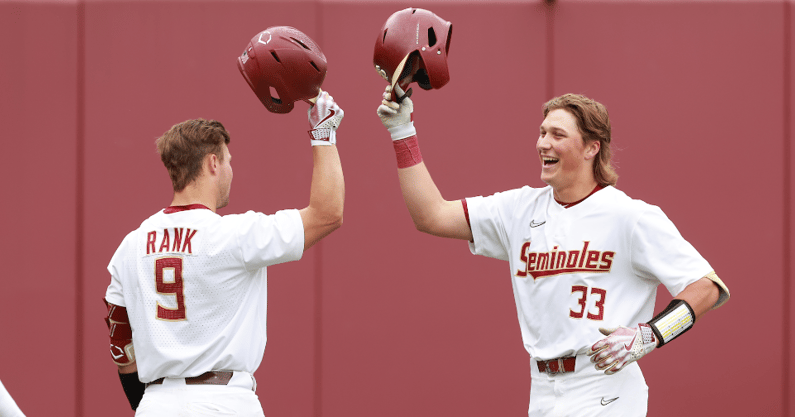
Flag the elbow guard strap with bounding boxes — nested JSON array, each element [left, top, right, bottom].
[[647, 299, 695, 347], [104, 299, 136, 366]]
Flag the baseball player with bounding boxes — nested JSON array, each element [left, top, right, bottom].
[[0, 379, 25, 417], [104, 90, 344, 414], [376, 86, 729, 416]]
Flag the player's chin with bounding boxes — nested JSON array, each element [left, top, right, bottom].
[[539, 170, 555, 185]]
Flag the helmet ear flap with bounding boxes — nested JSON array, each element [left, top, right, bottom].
[[373, 8, 452, 93], [415, 68, 432, 90]]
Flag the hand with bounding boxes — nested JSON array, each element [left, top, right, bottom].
[[586, 324, 658, 375], [377, 85, 416, 140], [307, 91, 344, 145]]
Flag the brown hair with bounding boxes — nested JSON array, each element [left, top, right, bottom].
[[542, 94, 618, 187], [155, 119, 230, 192]]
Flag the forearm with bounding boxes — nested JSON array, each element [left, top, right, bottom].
[[301, 145, 344, 249], [309, 145, 344, 217], [118, 362, 138, 374], [674, 277, 721, 322]]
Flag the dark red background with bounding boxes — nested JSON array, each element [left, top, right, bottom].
[[1, 1, 791, 416]]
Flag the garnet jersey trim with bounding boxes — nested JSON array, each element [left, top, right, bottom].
[[164, 204, 211, 214]]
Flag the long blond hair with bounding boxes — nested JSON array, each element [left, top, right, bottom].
[[543, 94, 618, 187]]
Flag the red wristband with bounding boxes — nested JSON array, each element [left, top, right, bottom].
[[393, 135, 423, 168]]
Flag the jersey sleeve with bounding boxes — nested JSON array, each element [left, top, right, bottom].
[[235, 209, 305, 271], [105, 233, 133, 307], [630, 205, 713, 297], [465, 189, 524, 261]]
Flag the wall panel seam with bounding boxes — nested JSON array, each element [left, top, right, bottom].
[[783, 1, 792, 416], [75, 1, 86, 416]]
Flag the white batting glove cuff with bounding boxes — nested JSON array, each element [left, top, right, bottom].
[[586, 323, 657, 375], [387, 121, 416, 141], [309, 129, 336, 146]]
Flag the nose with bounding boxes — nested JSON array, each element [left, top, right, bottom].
[[537, 133, 551, 151]]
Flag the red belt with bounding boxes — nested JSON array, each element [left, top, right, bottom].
[[147, 371, 234, 387], [536, 357, 576, 375]]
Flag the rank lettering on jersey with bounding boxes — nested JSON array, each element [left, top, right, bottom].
[[515, 240, 615, 280], [145, 228, 198, 255]]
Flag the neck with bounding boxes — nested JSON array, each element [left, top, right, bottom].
[[552, 179, 600, 204], [171, 180, 217, 213]]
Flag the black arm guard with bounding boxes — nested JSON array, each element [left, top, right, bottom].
[[647, 299, 696, 347], [118, 371, 145, 411]]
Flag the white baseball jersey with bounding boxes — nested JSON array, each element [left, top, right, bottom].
[[465, 186, 713, 360], [105, 204, 304, 383]]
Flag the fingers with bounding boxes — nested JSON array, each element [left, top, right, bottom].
[[393, 83, 405, 96], [377, 104, 398, 119], [599, 327, 617, 337], [384, 85, 392, 102]]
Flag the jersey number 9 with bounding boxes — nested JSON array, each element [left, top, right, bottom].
[[155, 257, 187, 321]]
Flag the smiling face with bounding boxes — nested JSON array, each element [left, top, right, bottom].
[[537, 108, 599, 198]]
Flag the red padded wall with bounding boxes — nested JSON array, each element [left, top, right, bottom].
[[0, 2, 79, 416], [0, 1, 791, 416], [550, 2, 787, 416]]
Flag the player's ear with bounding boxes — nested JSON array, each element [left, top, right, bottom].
[[206, 152, 220, 174], [585, 139, 600, 160]]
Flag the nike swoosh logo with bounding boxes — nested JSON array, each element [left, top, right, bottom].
[[624, 333, 637, 351], [529, 220, 546, 228], [315, 109, 336, 127], [601, 397, 619, 406]]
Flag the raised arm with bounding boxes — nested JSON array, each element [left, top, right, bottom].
[[377, 86, 472, 241], [300, 92, 345, 250]]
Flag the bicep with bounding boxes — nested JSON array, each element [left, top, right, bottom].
[[424, 199, 473, 241], [299, 206, 343, 251], [674, 277, 720, 321]]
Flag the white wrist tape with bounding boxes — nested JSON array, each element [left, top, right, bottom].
[[648, 299, 695, 346], [388, 121, 416, 141]]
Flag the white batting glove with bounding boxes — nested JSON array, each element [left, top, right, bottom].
[[307, 91, 344, 146], [586, 324, 658, 375], [376, 85, 416, 141]]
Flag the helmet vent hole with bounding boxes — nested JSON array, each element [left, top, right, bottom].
[[269, 86, 282, 104], [291, 37, 310, 50], [383, 29, 388, 43], [271, 51, 281, 63], [427, 27, 437, 47], [309, 61, 320, 72]]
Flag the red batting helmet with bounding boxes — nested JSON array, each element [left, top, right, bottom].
[[237, 26, 327, 114], [373, 8, 452, 94]]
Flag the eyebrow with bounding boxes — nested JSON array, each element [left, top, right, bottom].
[[540, 125, 568, 135]]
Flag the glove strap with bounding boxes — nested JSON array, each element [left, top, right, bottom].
[[308, 129, 336, 146], [647, 299, 695, 347], [393, 135, 423, 168]]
